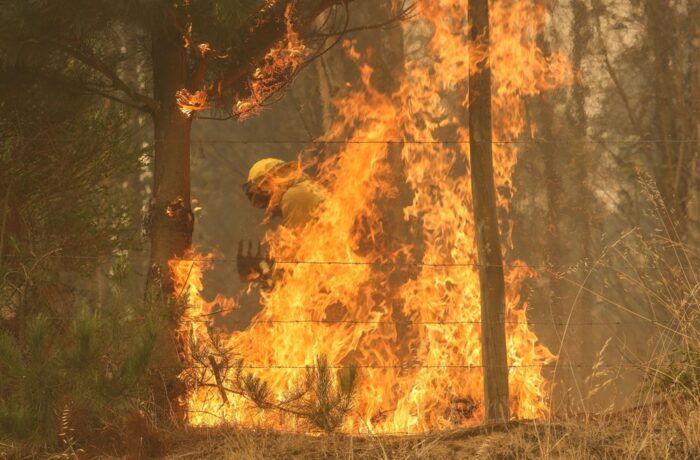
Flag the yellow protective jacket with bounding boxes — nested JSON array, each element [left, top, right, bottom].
[[279, 180, 324, 228]]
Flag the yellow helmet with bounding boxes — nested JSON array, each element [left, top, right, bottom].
[[248, 158, 285, 183]]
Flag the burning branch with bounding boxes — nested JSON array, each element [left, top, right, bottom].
[[194, 0, 414, 120], [232, 3, 309, 120], [176, 89, 209, 116], [197, 355, 358, 433], [207, 355, 229, 405]]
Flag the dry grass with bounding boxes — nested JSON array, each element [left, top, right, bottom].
[[160, 397, 699, 460]]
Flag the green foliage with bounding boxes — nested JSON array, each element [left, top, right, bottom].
[[0, 257, 163, 445], [650, 347, 700, 398], [188, 0, 262, 50], [0, 80, 142, 268], [298, 356, 358, 433], [229, 355, 359, 433], [0, 28, 152, 446], [0, 0, 160, 72]]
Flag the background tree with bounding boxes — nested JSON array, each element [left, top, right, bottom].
[[0, 0, 410, 416], [0, 58, 164, 454], [509, 0, 700, 412]]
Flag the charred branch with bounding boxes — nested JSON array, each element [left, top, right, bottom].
[[203, 0, 413, 118], [302, 1, 416, 39], [43, 39, 158, 113]]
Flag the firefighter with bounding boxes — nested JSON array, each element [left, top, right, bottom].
[[237, 157, 323, 285]]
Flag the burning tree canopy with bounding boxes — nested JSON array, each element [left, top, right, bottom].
[[171, 0, 573, 433]]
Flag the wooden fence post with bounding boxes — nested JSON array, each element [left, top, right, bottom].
[[468, 0, 510, 422]]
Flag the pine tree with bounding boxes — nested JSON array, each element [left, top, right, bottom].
[[0, 60, 160, 450], [0, 259, 163, 449], [0, 0, 409, 415]]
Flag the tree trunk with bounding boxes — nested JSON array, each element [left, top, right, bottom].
[[150, 31, 193, 290], [468, 0, 510, 423], [568, 0, 598, 410], [688, 2, 700, 249], [643, 0, 690, 229], [148, 20, 193, 419]]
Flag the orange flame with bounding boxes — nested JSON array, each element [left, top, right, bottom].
[[176, 89, 209, 116], [234, 3, 309, 120], [172, 0, 572, 433]]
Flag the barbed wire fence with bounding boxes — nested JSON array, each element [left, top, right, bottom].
[[3, 136, 698, 432], [5, 253, 693, 334]]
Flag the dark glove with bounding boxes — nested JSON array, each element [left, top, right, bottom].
[[236, 240, 274, 284]]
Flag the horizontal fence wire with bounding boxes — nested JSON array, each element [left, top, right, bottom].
[[184, 316, 674, 327], [25, 138, 700, 144], [182, 316, 687, 339], [173, 419, 442, 437], [192, 138, 700, 144], [4, 253, 689, 272], [166, 362, 664, 371], [41, 313, 678, 329], [8, 254, 690, 332]]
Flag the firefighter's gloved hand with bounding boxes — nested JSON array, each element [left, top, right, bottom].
[[236, 240, 273, 285]]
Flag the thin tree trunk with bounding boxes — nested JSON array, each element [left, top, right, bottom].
[[355, 0, 412, 303], [314, 59, 333, 133], [148, 19, 193, 419], [643, 0, 688, 226], [569, 0, 597, 409], [687, 0, 700, 249], [150, 30, 193, 291], [0, 186, 10, 270], [468, 0, 509, 423]]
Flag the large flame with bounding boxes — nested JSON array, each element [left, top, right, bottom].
[[171, 0, 572, 433]]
